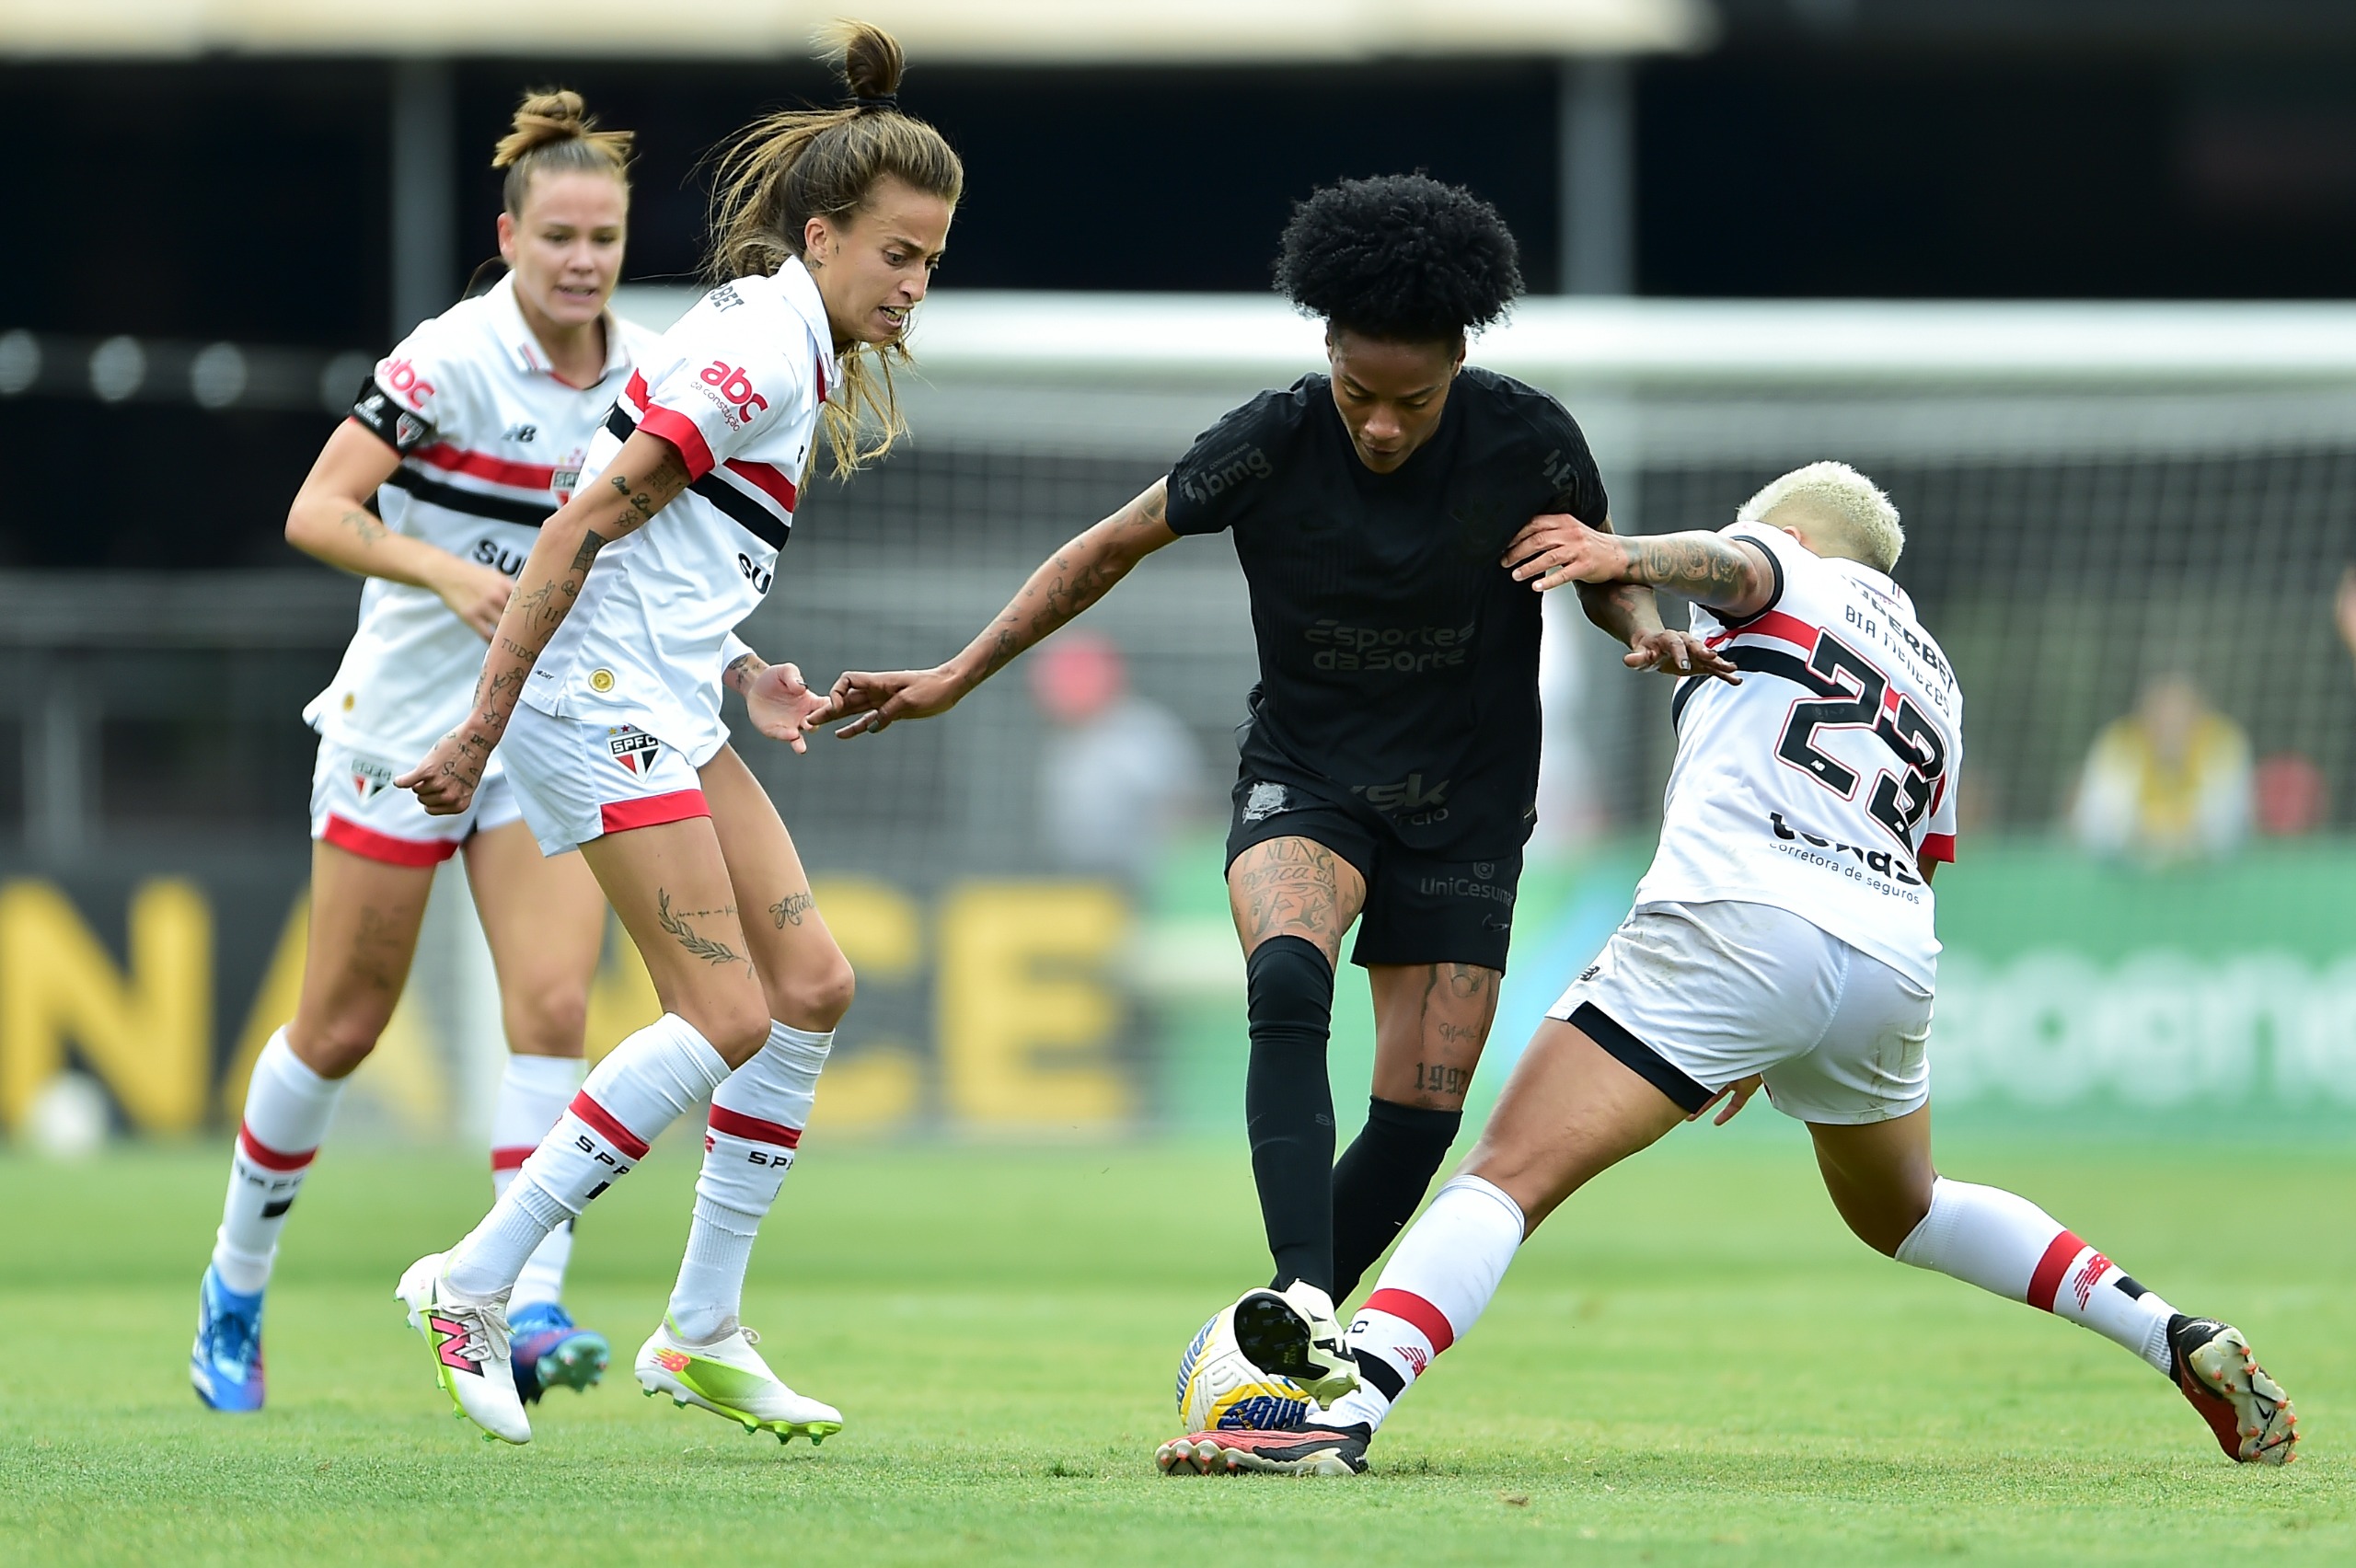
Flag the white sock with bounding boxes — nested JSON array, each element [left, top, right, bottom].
[[667, 1023, 830, 1343], [210, 1029, 343, 1295], [1325, 1174, 1526, 1432], [493, 1054, 585, 1312], [1896, 1177, 2177, 1375], [445, 1014, 727, 1300]]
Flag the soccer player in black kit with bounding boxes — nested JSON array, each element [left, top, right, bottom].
[[812, 175, 1728, 1416]]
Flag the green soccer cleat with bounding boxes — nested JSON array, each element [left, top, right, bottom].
[[633, 1317, 843, 1445], [396, 1252, 530, 1446]]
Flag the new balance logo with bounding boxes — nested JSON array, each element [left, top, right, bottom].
[[502, 423, 538, 443], [1399, 1345, 1429, 1377], [428, 1316, 477, 1376], [2072, 1251, 2112, 1310]]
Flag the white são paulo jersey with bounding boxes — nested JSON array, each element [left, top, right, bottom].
[[525, 258, 837, 765], [1637, 522, 1962, 988], [306, 274, 658, 761]]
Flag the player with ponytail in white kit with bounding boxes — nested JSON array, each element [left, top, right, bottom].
[[192, 91, 652, 1416], [389, 22, 961, 1447], [1167, 463, 2299, 1476]]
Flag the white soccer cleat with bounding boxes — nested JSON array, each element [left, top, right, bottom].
[[1230, 1281, 1361, 1407], [633, 1318, 844, 1445], [396, 1252, 530, 1446]]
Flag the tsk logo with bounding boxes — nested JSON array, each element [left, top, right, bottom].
[[1354, 774, 1449, 813], [607, 727, 663, 775]]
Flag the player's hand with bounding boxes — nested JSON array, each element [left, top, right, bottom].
[[431, 559, 515, 641], [1690, 1073, 1764, 1125], [1502, 513, 1628, 592], [807, 665, 969, 739], [745, 662, 827, 754], [1624, 628, 1741, 686], [395, 726, 491, 816]]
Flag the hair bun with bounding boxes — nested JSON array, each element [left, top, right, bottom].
[[494, 89, 593, 168], [827, 20, 906, 105]]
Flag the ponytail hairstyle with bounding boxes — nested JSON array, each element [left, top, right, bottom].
[[491, 89, 634, 214], [705, 21, 964, 477]]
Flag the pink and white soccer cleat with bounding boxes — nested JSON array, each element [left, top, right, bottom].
[[397, 1252, 530, 1446]]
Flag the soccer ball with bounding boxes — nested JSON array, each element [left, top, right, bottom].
[[1174, 1303, 1311, 1432]]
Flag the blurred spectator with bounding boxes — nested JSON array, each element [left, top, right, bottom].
[[1028, 629, 1205, 884], [2070, 674, 2252, 864], [2254, 753, 2328, 837]]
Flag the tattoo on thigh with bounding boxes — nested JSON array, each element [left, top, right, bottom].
[[1235, 839, 1345, 950], [655, 888, 746, 971], [769, 891, 813, 928], [1415, 1062, 1472, 1097]]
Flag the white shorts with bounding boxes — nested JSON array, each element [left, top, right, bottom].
[[310, 735, 523, 867], [500, 702, 710, 857], [1547, 900, 1933, 1126]]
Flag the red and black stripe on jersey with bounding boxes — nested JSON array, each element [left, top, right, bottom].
[[602, 383, 794, 551]]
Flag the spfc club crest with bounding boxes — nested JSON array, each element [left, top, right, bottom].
[[608, 726, 663, 775], [350, 757, 395, 801]]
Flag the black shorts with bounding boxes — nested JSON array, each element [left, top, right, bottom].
[[1225, 778, 1522, 973]]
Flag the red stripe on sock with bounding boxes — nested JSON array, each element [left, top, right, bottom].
[[2027, 1229, 2085, 1312], [708, 1103, 803, 1149], [567, 1090, 651, 1161], [237, 1123, 317, 1172], [490, 1146, 532, 1172], [1364, 1287, 1455, 1355]]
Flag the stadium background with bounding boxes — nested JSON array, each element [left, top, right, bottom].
[[10, 9, 2356, 1565], [6, 0, 2356, 1151]]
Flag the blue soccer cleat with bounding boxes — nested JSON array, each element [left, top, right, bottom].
[[191, 1264, 267, 1412], [509, 1301, 610, 1404]]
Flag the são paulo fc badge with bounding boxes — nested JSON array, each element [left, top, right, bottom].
[[607, 726, 663, 775], [349, 756, 394, 801]]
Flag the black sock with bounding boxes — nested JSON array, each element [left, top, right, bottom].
[[1330, 1097, 1463, 1302], [1243, 935, 1338, 1297]]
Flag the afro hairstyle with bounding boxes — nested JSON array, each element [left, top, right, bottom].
[[1273, 172, 1523, 342]]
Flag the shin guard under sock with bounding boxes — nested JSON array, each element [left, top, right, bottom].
[[1328, 1174, 1527, 1432], [1244, 935, 1338, 1296], [446, 1014, 728, 1299], [1896, 1177, 2177, 1375], [1330, 1097, 1464, 1302], [212, 1029, 344, 1295]]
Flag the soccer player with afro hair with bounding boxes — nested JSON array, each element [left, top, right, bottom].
[[815, 172, 1730, 1436]]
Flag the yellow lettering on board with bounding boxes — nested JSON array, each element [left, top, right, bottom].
[[0, 879, 211, 1133], [939, 882, 1131, 1127]]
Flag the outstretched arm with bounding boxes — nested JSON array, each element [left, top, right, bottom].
[[1507, 513, 1744, 683], [1508, 516, 1777, 621], [810, 478, 1180, 737], [395, 430, 691, 812]]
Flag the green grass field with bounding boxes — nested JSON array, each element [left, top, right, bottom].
[[5, 1125, 2350, 1566]]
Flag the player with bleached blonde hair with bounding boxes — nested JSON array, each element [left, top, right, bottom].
[[1163, 462, 2298, 1477]]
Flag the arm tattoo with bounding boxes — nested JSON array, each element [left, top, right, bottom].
[[606, 453, 690, 524], [973, 484, 1164, 680], [569, 530, 606, 572], [656, 889, 748, 970], [339, 509, 387, 546], [1623, 534, 1756, 605], [724, 651, 765, 693], [769, 891, 813, 928]]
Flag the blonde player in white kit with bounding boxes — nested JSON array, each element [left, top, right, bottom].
[[1164, 462, 2298, 1477], [388, 23, 962, 1448], [192, 93, 652, 1416]]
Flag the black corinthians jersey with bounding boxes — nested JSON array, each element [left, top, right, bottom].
[[1166, 367, 1610, 857]]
